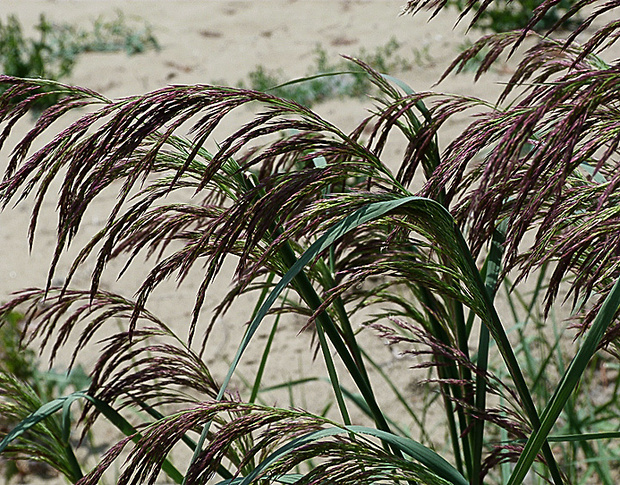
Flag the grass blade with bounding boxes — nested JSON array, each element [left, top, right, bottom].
[[0, 391, 184, 484], [249, 316, 280, 404], [197, 196, 450, 466], [0, 395, 72, 453], [217, 196, 433, 399], [546, 432, 620, 442], [238, 425, 468, 485], [471, 222, 506, 484], [214, 474, 303, 485]]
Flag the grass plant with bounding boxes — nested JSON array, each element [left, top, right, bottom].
[[1, 0, 620, 483]]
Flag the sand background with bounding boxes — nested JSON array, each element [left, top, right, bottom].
[[0, 1, 590, 483]]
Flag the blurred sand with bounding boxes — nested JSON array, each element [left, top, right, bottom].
[[0, 1, 520, 481]]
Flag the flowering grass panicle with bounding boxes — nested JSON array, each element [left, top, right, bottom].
[[1, 1, 620, 484]]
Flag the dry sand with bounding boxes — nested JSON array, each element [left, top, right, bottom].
[[0, 1, 553, 483]]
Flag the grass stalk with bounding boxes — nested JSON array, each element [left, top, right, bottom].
[[453, 223, 564, 485], [508, 276, 620, 484]]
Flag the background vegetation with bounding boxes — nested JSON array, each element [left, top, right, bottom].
[[237, 39, 418, 107], [443, 0, 576, 32], [0, 11, 158, 112]]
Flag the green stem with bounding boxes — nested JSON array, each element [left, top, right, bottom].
[[321, 263, 375, 402], [249, 316, 279, 404], [314, 316, 351, 425], [419, 286, 468, 477], [453, 227, 564, 485], [279, 242, 395, 440], [64, 443, 83, 483], [471, 223, 506, 485]]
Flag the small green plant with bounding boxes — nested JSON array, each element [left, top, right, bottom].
[[239, 39, 413, 106], [0, 310, 91, 400], [0, 12, 158, 113], [0, 14, 75, 111], [73, 11, 159, 55]]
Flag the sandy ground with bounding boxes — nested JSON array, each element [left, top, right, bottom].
[[0, 1, 561, 483]]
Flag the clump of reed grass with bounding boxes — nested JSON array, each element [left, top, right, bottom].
[[1, 1, 620, 484]]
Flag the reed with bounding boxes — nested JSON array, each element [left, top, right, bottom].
[[1, 1, 619, 483]]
